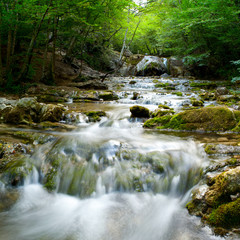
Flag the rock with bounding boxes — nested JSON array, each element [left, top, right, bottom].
[[98, 91, 119, 101], [17, 97, 38, 109], [135, 56, 167, 76], [85, 111, 106, 122], [217, 95, 236, 102], [199, 92, 216, 101], [187, 166, 240, 232], [191, 99, 204, 107], [129, 80, 137, 85], [215, 87, 230, 98], [160, 73, 170, 78], [0, 97, 68, 124], [205, 166, 240, 206], [131, 92, 139, 100], [69, 80, 108, 90], [143, 106, 240, 132], [4, 108, 32, 124], [152, 108, 174, 118], [168, 57, 190, 77], [130, 105, 150, 118], [40, 104, 65, 122]]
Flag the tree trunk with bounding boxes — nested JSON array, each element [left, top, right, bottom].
[[41, 19, 51, 80], [6, 29, 12, 72], [11, 14, 18, 57], [51, 16, 58, 83], [119, 8, 130, 62], [17, 0, 52, 82], [64, 36, 76, 63], [119, 27, 128, 61], [127, 16, 141, 48]]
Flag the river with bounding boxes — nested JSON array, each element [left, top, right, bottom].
[[0, 76, 232, 240]]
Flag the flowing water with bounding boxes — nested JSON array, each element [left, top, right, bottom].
[[0, 76, 229, 240]]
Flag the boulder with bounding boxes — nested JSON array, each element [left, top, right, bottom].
[[40, 104, 65, 122], [215, 87, 230, 98], [98, 91, 119, 101], [0, 98, 66, 124], [135, 56, 167, 76], [85, 111, 106, 122], [187, 166, 240, 231], [143, 106, 240, 132], [130, 105, 150, 118], [168, 57, 186, 77], [217, 95, 236, 102]]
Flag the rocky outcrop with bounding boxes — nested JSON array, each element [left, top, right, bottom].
[[0, 97, 65, 124], [186, 165, 240, 235]]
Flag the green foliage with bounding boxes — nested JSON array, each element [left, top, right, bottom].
[[129, 0, 240, 78], [231, 60, 240, 83]]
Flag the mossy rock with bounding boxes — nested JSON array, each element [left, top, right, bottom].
[[174, 92, 183, 97], [4, 108, 32, 125], [191, 98, 204, 107], [143, 115, 172, 128], [85, 111, 107, 122], [158, 104, 170, 109], [151, 109, 174, 118], [145, 106, 240, 132], [40, 104, 65, 122], [37, 95, 67, 103], [199, 92, 216, 101], [155, 83, 169, 88], [0, 155, 33, 187], [130, 105, 150, 118], [98, 92, 119, 101], [204, 144, 217, 154], [207, 198, 240, 228], [129, 80, 137, 85], [190, 82, 217, 89], [205, 166, 240, 207]]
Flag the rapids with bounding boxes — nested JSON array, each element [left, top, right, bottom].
[[0, 76, 230, 240]]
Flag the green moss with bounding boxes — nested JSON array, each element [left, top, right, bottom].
[[125, 55, 144, 65], [191, 98, 204, 107], [85, 111, 106, 122], [180, 106, 237, 131], [158, 104, 171, 109], [208, 198, 240, 228], [205, 144, 217, 154], [173, 92, 183, 97], [98, 92, 119, 101], [165, 114, 185, 129], [143, 115, 172, 128], [151, 109, 174, 118], [165, 86, 176, 90], [155, 83, 169, 88]]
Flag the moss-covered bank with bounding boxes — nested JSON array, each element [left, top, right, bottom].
[[144, 106, 240, 132]]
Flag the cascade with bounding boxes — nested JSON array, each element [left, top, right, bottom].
[[0, 76, 228, 240]]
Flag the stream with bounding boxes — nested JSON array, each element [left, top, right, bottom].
[[0, 76, 233, 240]]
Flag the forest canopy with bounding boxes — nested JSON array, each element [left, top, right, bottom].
[[0, 0, 240, 91]]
